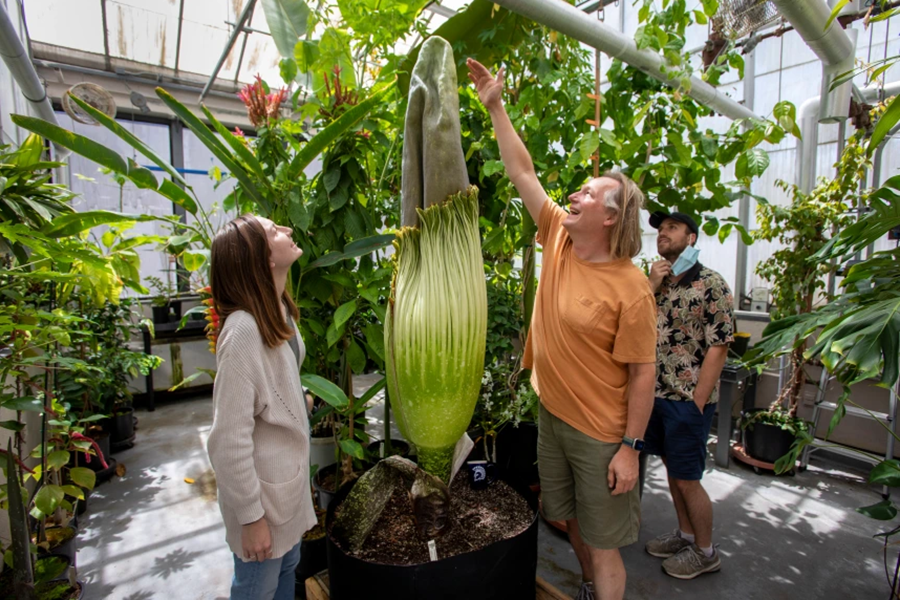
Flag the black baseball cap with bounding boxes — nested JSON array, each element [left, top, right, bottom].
[[649, 210, 699, 237]]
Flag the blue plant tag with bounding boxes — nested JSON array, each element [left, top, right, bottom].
[[671, 246, 700, 276]]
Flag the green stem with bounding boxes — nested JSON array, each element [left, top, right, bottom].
[[417, 445, 454, 483]]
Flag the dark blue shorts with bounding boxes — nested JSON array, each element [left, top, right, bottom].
[[643, 397, 716, 481]]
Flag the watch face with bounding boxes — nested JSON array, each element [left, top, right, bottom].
[[634, 439, 646, 451]]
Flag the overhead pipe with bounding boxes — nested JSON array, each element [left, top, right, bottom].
[[796, 80, 900, 193], [0, 2, 69, 158], [770, 0, 858, 123], [490, 0, 764, 122]]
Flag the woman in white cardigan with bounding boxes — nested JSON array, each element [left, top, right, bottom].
[[207, 214, 317, 600]]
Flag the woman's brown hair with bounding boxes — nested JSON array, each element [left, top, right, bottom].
[[210, 214, 299, 348]]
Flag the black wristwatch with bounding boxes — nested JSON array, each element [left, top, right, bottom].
[[622, 436, 645, 451]]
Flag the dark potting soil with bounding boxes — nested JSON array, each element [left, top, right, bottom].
[[330, 476, 533, 566], [319, 471, 337, 493], [304, 510, 327, 542]]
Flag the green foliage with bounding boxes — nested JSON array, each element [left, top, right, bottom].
[[739, 407, 809, 439], [599, 1, 797, 230], [56, 296, 161, 416], [0, 137, 74, 251]]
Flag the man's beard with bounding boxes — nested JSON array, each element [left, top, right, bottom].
[[659, 239, 688, 262]]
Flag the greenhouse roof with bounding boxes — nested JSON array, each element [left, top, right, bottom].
[[21, 0, 473, 93]]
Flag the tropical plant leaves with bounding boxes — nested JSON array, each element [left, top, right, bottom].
[[869, 95, 900, 157], [303, 234, 395, 271], [260, 0, 312, 58], [301, 373, 349, 409]]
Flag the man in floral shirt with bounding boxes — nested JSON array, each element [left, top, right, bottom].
[[644, 209, 734, 581]]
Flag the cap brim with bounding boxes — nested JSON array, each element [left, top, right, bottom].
[[649, 211, 670, 230]]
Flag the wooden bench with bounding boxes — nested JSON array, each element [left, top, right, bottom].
[[304, 572, 571, 599]]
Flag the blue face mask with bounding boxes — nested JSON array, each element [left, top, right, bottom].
[[671, 245, 700, 276]]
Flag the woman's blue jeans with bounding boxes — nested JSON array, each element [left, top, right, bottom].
[[230, 540, 301, 600]]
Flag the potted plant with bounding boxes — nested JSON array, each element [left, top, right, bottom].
[[305, 375, 384, 510], [26, 405, 102, 566], [744, 130, 862, 467], [3, 443, 87, 600], [322, 37, 538, 600], [145, 274, 181, 324]]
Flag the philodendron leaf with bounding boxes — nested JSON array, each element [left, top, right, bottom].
[[68, 467, 97, 491], [858, 499, 898, 521], [34, 484, 65, 516], [869, 459, 900, 488], [46, 450, 70, 471]]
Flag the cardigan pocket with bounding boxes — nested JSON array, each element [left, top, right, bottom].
[[259, 469, 304, 526]]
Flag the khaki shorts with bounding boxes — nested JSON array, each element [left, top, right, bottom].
[[538, 403, 641, 549]]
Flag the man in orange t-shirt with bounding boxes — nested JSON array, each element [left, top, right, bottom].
[[469, 59, 657, 600]]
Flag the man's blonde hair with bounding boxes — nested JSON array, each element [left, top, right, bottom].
[[599, 171, 644, 260]]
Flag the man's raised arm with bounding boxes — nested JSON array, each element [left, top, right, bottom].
[[467, 58, 548, 224]]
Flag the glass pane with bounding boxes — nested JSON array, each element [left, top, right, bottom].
[[54, 111, 174, 294], [23, 0, 106, 54], [105, 1, 180, 68]]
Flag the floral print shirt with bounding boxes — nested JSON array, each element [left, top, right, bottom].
[[655, 262, 734, 403]]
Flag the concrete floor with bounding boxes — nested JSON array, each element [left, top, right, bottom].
[[75, 385, 896, 599]]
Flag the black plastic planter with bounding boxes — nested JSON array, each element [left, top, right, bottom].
[[37, 526, 77, 566], [110, 407, 136, 452], [313, 463, 340, 512], [325, 474, 539, 600], [495, 422, 539, 487], [742, 409, 796, 464], [297, 534, 327, 584], [366, 439, 411, 461]]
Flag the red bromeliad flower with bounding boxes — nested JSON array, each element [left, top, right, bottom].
[[237, 75, 288, 127]]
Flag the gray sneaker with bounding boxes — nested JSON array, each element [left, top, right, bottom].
[[662, 544, 721, 580], [574, 582, 595, 600], [645, 529, 692, 558]]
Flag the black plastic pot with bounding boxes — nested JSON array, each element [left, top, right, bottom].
[[37, 526, 77, 566], [75, 485, 90, 516], [742, 409, 796, 464], [109, 407, 136, 452], [34, 580, 85, 600], [325, 473, 539, 600], [151, 301, 182, 324], [366, 439, 411, 461], [296, 532, 328, 594], [312, 463, 340, 512], [495, 422, 539, 487]]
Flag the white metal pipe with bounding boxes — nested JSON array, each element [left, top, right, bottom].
[[771, 0, 858, 124], [820, 27, 858, 123], [0, 2, 69, 158], [771, 0, 855, 66], [491, 0, 763, 122], [797, 80, 900, 193]]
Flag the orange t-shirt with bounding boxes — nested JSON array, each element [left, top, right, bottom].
[[523, 201, 657, 443]]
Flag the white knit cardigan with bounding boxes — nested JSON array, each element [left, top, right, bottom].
[[207, 309, 317, 560]]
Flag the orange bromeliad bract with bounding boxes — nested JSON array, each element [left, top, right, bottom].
[[199, 286, 218, 354]]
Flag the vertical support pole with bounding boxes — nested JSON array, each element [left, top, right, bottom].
[[100, 0, 111, 71], [734, 47, 756, 305], [169, 119, 189, 294]]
